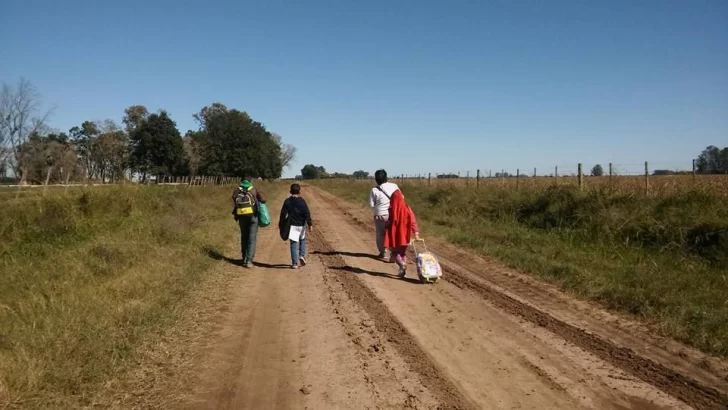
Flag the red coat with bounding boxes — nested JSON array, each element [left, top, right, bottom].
[[384, 189, 419, 248]]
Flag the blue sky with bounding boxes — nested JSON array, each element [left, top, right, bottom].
[[2, 0, 726, 177]]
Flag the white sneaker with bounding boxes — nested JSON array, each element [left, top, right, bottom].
[[300, 256, 307, 266]]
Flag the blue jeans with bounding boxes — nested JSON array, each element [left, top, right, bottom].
[[290, 238, 306, 266]]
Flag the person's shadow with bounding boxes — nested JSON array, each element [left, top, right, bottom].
[[313, 250, 380, 260], [203, 246, 290, 269], [331, 265, 422, 285]]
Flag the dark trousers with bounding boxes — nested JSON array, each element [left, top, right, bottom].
[[238, 215, 259, 263]]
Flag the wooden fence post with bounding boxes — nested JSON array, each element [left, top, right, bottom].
[[609, 163, 613, 190], [516, 169, 520, 190], [554, 165, 558, 185], [428, 172, 431, 187], [645, 161, 649, 195], [476, 169, 480, 188], [578, 163, 583, 191], [692, 159, 696, 183]]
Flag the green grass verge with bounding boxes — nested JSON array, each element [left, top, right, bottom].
[[0, 183, 284, 409], [314, 179, 728, 358]]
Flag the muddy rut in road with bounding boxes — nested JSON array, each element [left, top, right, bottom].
[[181, 186, 728, 409]]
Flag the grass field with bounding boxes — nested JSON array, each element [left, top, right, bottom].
[[314, 178, 728, 358], [373, 174, 728, 197], [0, 183, 283, 409]]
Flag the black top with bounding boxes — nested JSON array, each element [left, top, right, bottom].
[[280, 196, 313, 227]]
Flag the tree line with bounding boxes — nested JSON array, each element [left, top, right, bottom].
[[0, 78, 296, 184], [298, 164, 369, 180]]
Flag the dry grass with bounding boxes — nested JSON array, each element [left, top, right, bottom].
[[372, 174, 728, 197], [0, 182, 284, 409]]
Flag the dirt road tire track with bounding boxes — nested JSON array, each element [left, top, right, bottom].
[[442, 268, 728, 410], [309, 185, 728, 410], [309, 230, 476, 410]]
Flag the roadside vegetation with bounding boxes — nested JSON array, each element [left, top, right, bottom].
[[316, 179, 728, 358], [0, 182, 283, 409]]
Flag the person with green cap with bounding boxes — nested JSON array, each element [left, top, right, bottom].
[[232, 178, 267, 268]]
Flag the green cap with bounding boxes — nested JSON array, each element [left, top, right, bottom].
[[240, 180, 253, 189]]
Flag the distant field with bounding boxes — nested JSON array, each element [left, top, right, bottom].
[[375, 174, 728, 196], [314, 178, 728, 358]]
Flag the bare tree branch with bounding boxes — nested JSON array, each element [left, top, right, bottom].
[[0, 78, 53, 181], [271, 132, 297, 169]]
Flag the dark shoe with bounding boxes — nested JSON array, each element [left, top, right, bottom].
[[398, 264, 407, 278], [299, 256, 307, 266]]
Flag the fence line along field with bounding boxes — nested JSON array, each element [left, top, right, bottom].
[[339, 173, 728, 196], [0, 176, 241, 201]]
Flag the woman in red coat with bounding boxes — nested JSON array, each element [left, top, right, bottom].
[[384, 189, 420, 277]]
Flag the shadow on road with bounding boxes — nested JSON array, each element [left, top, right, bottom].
[[203, 246, 291, 269], [254, 262, 293, 269], [332, 265, 422, 285], [204, 246, 241, 266], [312, 250, 381, 260]]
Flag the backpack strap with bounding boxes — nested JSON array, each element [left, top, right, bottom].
[[376, 185, 391, 200]]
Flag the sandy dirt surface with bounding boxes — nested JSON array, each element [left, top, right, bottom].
[[179, 186, 728, 410]]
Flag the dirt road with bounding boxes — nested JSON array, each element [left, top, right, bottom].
[[181, 186, 728, 410]]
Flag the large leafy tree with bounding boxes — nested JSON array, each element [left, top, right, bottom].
[[301, 164, 327, 179], [16, 131, 78, 184], [591, 164, 604, 177], [696, 145, 728, 174], [69, 120, 130, 183], [95, 121, 129, 183], [69, 121, 99, 180], [122, 105, 150, 135], [192, 103, 284, 179], [130, 110, 187, 180], [183, 130, 204, 177]]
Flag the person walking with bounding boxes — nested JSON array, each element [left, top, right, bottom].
[[368, 169, 399, 260], [384, 189, 420, 277], [232, 178, 266, 268], [280, 183, 313, 269]]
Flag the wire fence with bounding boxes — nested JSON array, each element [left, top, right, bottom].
[[0, 175, 240, 201], [336, 161, 728, 196]]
